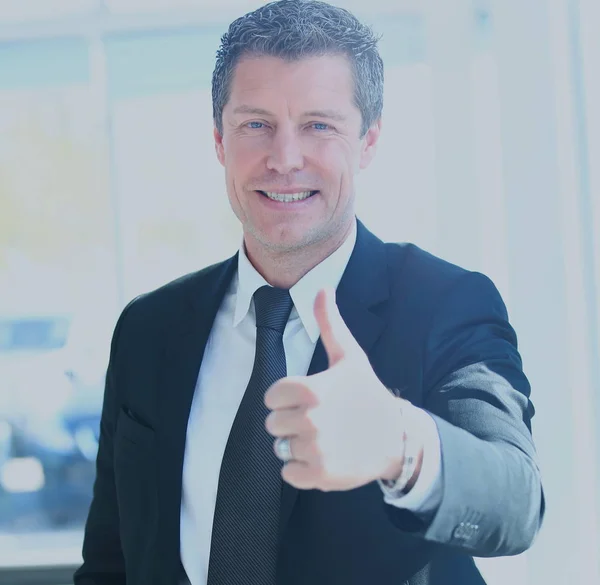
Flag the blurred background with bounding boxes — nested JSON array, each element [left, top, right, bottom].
[[0, 0, 598, 584]]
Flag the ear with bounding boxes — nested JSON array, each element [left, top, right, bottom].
[[359, 118, 382, 170], [214, 126, 226, 167]]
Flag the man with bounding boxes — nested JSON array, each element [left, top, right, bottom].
[[74, 1, 545, 584]]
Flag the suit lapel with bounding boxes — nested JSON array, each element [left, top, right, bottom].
[[279, 220, 391, 537], [155, 254, 238, 584]]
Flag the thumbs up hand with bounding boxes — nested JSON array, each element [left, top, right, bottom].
[[264, 287, 419, 492]]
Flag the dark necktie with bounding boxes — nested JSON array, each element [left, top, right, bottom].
[[207, 285, 294, 585]]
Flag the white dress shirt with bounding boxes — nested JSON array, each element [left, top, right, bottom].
[[179, 220, 442, 585]]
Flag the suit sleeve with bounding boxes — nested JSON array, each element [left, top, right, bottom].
[[385, 271, 545, 557], [73, 299, 137, 585]]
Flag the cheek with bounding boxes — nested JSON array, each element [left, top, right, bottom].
[[224, 141, 262, 184], [231, 134, 269, 160], [313, 141, 356, 184]]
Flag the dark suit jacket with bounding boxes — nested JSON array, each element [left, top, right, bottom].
[[74, 220, 545, 585]]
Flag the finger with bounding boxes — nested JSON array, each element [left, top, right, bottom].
[[281, 460, 318, 490], [265, 407, 317, 438], [264, 377, 317, 410], [313, 287, 356, 367]]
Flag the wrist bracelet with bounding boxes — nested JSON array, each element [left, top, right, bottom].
[[380, 402, 419, 494]]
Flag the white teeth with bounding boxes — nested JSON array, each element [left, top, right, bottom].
[[263, 191, 314, 202]]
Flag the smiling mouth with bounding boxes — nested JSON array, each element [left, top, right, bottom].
[[257, 190, 319, 202]]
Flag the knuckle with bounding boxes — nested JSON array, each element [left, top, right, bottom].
[[301, 412, 318, 435], [300, 386, 317, 407]]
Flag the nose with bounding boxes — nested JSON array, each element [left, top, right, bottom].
[[266, 126, 304, 174]]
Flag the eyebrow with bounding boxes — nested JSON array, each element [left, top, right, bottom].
[[303, 109, 347, 122], [232, 105, 347, 122], [232, 106, 273, 117]]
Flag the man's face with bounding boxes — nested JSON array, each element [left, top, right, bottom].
[[214, 54, 381, 255]]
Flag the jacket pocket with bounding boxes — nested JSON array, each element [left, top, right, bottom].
[[115, 406, 154, 450]]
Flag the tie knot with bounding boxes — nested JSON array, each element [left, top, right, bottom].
[[253, 285, 293, 333]]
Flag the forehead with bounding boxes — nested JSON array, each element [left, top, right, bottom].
[[226, 54, 357, 115]]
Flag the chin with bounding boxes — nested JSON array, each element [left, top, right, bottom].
[[256, 225, 315, 252]]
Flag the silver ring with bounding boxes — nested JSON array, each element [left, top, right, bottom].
[[274, 437, 294, 462]]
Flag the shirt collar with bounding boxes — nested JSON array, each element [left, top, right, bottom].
[[233, 219, 358, 343]]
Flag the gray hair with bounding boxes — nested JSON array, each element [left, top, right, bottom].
[[212, 0, 384, 138]]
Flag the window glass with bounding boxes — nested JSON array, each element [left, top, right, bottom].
[[0, 0, 98, 24], [0, 37, 115, 566]]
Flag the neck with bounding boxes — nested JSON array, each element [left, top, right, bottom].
[[244, 222, 354, 289]]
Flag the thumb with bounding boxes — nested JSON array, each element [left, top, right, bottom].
[[314, 287, 354, 367]]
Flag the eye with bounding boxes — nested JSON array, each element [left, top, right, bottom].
[[311, 122, 331, 131], [247, 121, 265, 129]]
